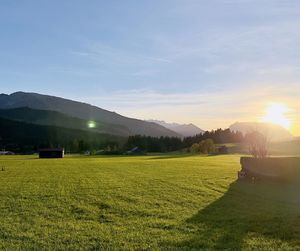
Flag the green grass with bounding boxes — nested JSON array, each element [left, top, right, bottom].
[[0, 155, 300, 250]]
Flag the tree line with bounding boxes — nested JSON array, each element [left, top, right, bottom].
[[125, 128, 245, 153], [0, 117, 247, 154], [182, 128, 244, 148]]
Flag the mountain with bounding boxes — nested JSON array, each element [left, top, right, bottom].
[[0, 92, 180, 137], [229, 122, 293, 142], [0, 117, 125, 152], [148, 120, 204, 137], [0, 107, 131, 136]]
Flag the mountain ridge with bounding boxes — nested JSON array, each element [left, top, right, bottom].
[[0, 107, 131, 136], [0, 92, 181, 138]]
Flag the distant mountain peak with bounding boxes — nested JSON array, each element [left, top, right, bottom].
[[229, 121, 293, 142], [148, 119, 204, 137]]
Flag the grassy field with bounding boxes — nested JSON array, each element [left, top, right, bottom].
[[0, 155, 300, 250]]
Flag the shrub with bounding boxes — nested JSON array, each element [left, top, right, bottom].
[[190, 143, 200, 153], [190, 139, 215, 154]]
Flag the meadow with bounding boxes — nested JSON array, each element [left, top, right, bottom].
[[0, 154, 300, 250]]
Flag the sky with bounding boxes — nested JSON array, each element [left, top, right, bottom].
[[1, 0, 300, 135]]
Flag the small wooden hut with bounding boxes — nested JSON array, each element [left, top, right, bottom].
[[39, 148, 64, 158]]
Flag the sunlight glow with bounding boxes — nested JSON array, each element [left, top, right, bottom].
[[260, 103, 291, 129]]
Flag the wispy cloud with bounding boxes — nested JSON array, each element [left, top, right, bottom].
[[47, 67, 103, 77], [70, 42, 173, 79], [71, 42, 172, 67], [128, 70, 160, 77]]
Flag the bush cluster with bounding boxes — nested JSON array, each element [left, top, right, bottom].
[[189, 139, 215, 154]]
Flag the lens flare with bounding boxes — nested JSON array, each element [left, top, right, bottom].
[[87, 121, 96, 129]]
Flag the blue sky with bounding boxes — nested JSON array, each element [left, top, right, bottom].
[[1, 1, 300, 134]]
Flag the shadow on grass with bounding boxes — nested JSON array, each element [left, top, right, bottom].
[[163, 181, 300, 250]]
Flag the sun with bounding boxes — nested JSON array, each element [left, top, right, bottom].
[[260, 103, 291, 129]]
